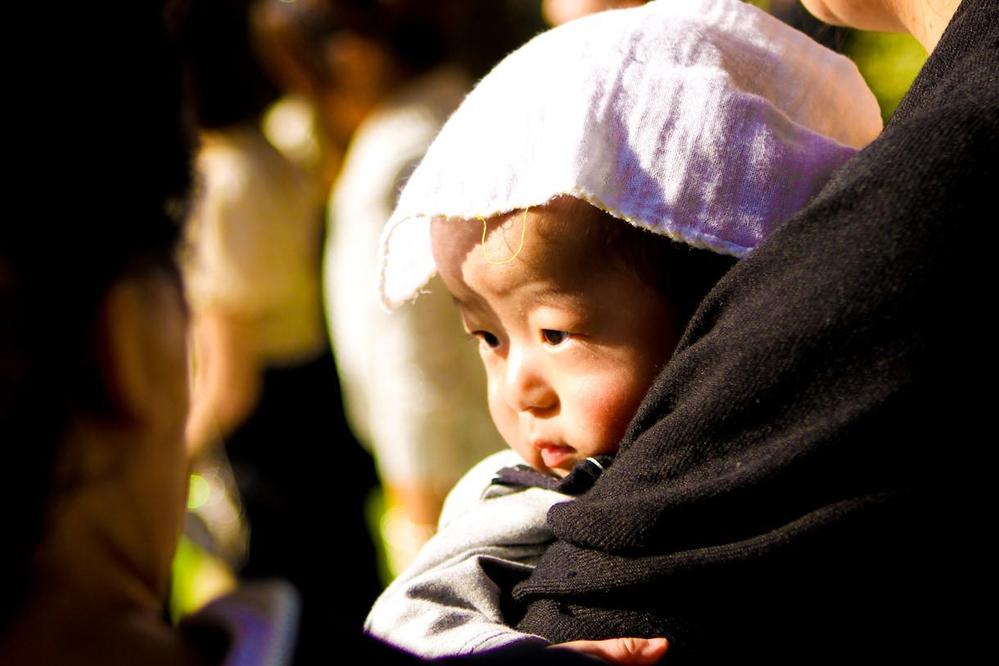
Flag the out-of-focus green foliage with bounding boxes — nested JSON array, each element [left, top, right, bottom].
[[170, 536, 236, 621], [844, 31, 927, 121]]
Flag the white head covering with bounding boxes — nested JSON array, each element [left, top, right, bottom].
[[378, 0, 882, 309]]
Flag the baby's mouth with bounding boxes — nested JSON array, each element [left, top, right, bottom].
[[535, 442, 576, 470]]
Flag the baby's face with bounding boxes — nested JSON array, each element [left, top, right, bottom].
[[431, 197, 677, 477]]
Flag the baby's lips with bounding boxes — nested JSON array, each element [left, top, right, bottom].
[[536, 442, 576, 470]]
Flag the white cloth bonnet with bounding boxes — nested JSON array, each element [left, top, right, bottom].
[[378, 0, 883, 309]]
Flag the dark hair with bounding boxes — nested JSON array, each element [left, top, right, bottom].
[[0, 2, 194, 630], [590, 210, 738, 329], [175, 0, 281, 129], [254, 0, 450, 86]]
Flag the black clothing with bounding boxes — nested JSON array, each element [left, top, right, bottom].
[[512, 1, 998, 662]]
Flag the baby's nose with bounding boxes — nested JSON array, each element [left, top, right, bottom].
[[503, 347, 557, 412]]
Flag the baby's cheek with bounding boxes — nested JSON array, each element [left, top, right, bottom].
[[574, 375, 646, 450], [485, 375, 518, 447]]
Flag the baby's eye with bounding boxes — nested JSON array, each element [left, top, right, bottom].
[[541, 329, 569, 346], [471, 330, 501, 349]]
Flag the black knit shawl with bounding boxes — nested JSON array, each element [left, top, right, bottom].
[[512, 1, 999, 662]]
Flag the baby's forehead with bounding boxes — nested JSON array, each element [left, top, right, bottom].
[[431, 196, 606, 264], [431, 197, 639, 304]]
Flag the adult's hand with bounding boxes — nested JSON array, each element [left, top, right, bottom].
[[550, 637, 668, 664]]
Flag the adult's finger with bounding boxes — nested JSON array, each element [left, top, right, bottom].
[[550, 636, 668, 664]]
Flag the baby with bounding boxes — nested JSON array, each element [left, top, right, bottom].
[[366, 0, 882, 657], [430, 198, 731, 478]]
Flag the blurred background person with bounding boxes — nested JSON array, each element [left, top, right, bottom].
[[180, 0, 327, 463], [252, 0, 536, 575], [175, 0, 381, 661], [316, 0, 506, 574]]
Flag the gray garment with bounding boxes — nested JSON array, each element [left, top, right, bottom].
[[364, 451, 569, 657]]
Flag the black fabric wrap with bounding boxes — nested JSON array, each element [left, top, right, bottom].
[[512, 2, 999, 662]]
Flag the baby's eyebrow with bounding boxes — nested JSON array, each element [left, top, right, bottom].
[[525, 283, 588, 309], [449, 292, 490, 318]]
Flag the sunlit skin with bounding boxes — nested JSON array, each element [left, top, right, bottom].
[[800, 0, 962, 51], [542, 0, 647, 26], [800, 0, 906, 31], [431, 197, 678, 477]]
